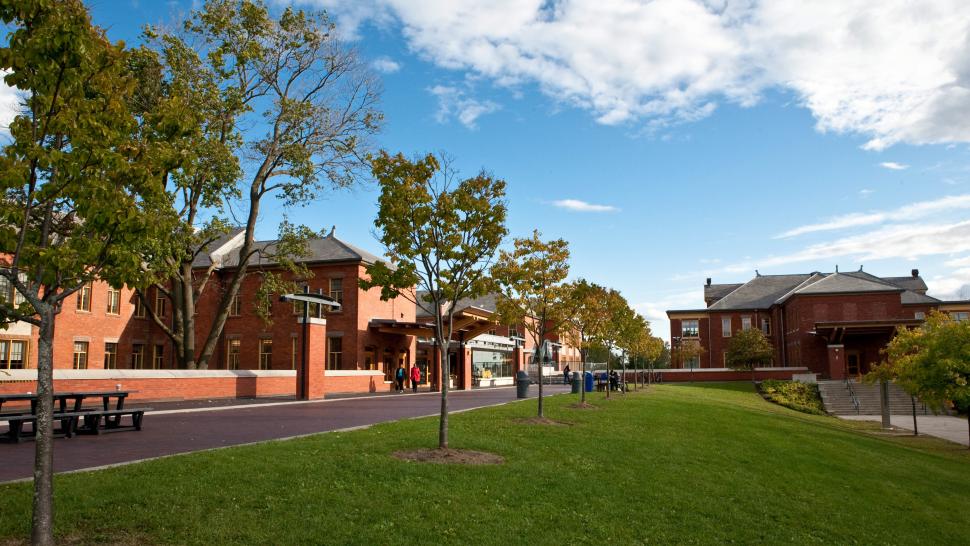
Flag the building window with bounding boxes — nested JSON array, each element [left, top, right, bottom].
[[131, 344, 145, 369], [155, 291, 166, 318], [133, 295, 146, 318], [472, 349, 513, 380], [762, 318, 771, 335], [77, 283, 92, 312], [509, 325, 520, 338], [681, 319, 699, 338], [0, 276, 11, 303], [953, 311, 969, 322], [0, 340, 28, 369], [73, 341, 89, 369], [329, 278, 343, 304], [721, 317, 731, 337], [0, 272, 28, 307], [227, 339, 241, 369], [104, 342, 118, 369], [741, 316, 752, 330], [229, 294, 241, 317], [327, 336, 342, 370], [291, 337, 298, 370], [153, 344, 164, 369], [684, 355, 699, 369], [259, 339, 273, 370], [106, 287, 121, 315], [915, 311, 926, 320]]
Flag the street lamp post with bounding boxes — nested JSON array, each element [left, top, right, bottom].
[[279, 286, 341, 400]]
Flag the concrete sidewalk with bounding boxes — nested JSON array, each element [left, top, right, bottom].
[[839, 414, 970, 447], [0, 384, 571, 483]]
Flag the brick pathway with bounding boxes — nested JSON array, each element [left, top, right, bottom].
[[0, 385, 571, 483]]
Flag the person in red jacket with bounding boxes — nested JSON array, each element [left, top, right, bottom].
[[410, 364, 421, 393]]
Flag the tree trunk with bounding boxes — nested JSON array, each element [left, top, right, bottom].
[[31, 311, 55, 546], [537, 344, 544, 418], [180, 262, 197, 369], [605, 350, 611, 400], [437, 337, 448, 449], [621, 356, 626, 395], [580, 349, 587, 404]]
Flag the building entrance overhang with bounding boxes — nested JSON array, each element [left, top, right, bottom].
[[812, 319, 922, 344], [369, 308, 496, 340]]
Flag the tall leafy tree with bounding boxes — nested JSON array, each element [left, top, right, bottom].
[[136, 0, 382, 368], [0, 1, 174, 542], [588, 288, 633, 399], [620, 313, 662, 389], [361, 151, 507, 449], [870, 311, 970, 446], [564, 279, 610, 405], [725, 327, 774, 383], [672, 338, 705, 371], [492, 231, 571, 418]]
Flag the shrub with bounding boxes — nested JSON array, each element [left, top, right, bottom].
[[759, 379, 826, 415]]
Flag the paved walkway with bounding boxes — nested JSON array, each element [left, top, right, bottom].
[[0, 385, 571, 483], [839, 414, 970, 446]]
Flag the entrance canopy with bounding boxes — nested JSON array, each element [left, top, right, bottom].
[[369, 307, 496, 341], [813, 319, 922, 344]]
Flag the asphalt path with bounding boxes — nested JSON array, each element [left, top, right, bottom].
[[0, 385, 571, 483]]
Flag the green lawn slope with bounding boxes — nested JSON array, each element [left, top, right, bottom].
[[1, 383, 968, 544]]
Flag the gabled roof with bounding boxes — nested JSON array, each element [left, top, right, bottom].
[[704, 283, 742, 303], [900, 290, 941, 305], [191, 228, 246, 268], [708, 274, 813, 311], [883, 276, 929, 294], [415, 291, 498, 318], [794, 271, 902, 295], [194, 229, 382, 269]]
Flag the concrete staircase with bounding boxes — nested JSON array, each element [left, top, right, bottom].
[[817, 380, 933, 415]]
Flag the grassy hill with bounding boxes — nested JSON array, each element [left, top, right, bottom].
[[1, 383, 968, 544]]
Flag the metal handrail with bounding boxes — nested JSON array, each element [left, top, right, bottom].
[[843, 377, 861, 414]]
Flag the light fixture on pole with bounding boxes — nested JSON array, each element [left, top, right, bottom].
[[279, 286, 341, 400]]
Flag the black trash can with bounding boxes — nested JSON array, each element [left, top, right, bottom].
[[516, 371, 530, 398], [571, 373, 581, 394]]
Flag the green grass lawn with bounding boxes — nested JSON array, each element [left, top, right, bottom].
[[2, 383, 969, 544]]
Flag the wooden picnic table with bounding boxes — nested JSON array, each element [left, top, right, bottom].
[[0, 390, 134, 415], [1, 390, 146, 442]]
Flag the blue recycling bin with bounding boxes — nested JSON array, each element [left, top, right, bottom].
[[584, 371, 593, 392]]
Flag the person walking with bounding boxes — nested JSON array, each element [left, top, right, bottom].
[[395, 364, 406, 393], [410, 364, 421, 393], [563, 364, 571, 386]]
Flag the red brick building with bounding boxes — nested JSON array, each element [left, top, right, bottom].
[[667, 269, 970, 379], [1, 229, 579, 393]]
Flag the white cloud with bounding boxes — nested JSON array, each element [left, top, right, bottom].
[[723, 220, 970, 277], [858, 189, 874, 198], [777, 194, 970, 238], [306, 0, 970, 149], [879, 161, 909, 170], [551, 199, 618, 213], [0, 71, 19, 135], [371, 56, 401, 73], [428, 85, 500, 129]]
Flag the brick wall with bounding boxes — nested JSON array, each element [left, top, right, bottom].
[[0, 369, 385, 405]]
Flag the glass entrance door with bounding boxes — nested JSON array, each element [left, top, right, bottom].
[[846, 352, 861, 378]]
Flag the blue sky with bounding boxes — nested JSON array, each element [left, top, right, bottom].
[[21, 0, 970, 339]]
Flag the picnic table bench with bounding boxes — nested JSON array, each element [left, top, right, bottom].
[[0, 390, 149, 443]]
